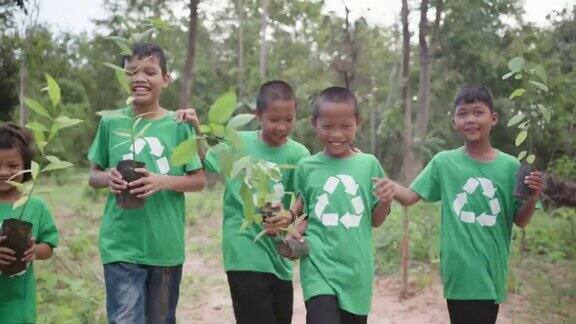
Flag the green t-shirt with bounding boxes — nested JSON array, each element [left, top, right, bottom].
[[0, 196, 59, 324], [88, 108, 202, 266], [295, 152, 385, 315], [411, 147, 523, 303], [203, 131, 309, 281]]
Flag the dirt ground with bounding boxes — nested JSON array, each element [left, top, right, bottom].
[[177, 214, 524, 324]]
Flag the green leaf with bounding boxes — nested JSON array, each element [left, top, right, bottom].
[[240, 182, 256, 229], [529, 80, 549, 92], [502, 72, 514, 80], [231, 156, 252, 179], [49, 116, 83, 140], [113, 131, 132, 138], [537, 104, 551, 123], [42, 156, 73, 172], [147, 18, 172, 30], [211, 124, 226, 137], [514, 73, 523, 80], [227, 114, 255, 129], [508, 57, 525, 73], [13, 195, 30, 209], [115, 69, 131, 94], [509, 88, 526, 100], [130, 29, 154, 44], [26, 121, 47, 152], [31, 161, 40, 180], [507, 114, 524, 127], [170, 139, 197, 167], [515, 130, 528, 147], [533, 65, 547, 82], [517, 151, 527, 160], [7, 169, 31, 182], [106, 36, 132, 55], [45, 74, 61, 107], [126, 96, 135, 105], [23, 98, 52, 120], [6, 180, 25, 191], [208, 91, 237, 124], [199, 124, 211, 133], [253, 229, 268, 242], [526, 154, 536, 164], [135, 123, 151, 139]]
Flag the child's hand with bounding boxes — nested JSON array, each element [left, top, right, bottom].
[[262, 203, 293, 236], [21, 237, 36, 263], [373, 177, 395, 205], [175, 108, 200, 129], [524, 171, 544, 200], [0, 236, 16, 266], [108, 168, 127, 194], [129, 168, 167, 198]]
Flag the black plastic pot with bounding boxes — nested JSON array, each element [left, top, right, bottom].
[[514, 164, 535, 200], [0, 218, 32, 276], [276, 238, 309, 260], [116, 160, 146, 209]]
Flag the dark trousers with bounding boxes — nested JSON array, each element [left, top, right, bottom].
[[226, 270, 293, 324], [447, 299, 500, 324], [305, 295, 367, 324], [104, 262, 182, 324]]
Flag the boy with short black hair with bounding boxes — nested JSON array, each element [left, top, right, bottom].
[[393, 85, 543, 324], [88, 42, 206, 323]]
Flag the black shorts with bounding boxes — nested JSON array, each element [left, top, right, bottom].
[[446, 299, 500, 324], [305, 295, 367, 324], [226, 270, 293, 324]]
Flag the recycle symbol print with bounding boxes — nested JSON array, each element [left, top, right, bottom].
[[313, 174, 364, 229], [452, 177, 501, 227], [122, 137, 170, 175]]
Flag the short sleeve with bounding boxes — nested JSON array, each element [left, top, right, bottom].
[[87, 118, 110, 169], [37, 202, 58, 248], [178, 124, 202, 173], [410, 155, 442, 202], [370, 157, 386, 209]]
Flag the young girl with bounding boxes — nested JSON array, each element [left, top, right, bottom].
[[292, 87, 394, 324], [0, 123, 59, 323], [178, 80, 310, 324]]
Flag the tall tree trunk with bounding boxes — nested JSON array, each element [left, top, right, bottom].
[[18, 60, 28, 126], [179, 0, 200, 108], [259, 0, 269, 81], [400, 0, 413, 300], [236, 0, 245, 100]]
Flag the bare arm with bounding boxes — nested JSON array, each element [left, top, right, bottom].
[[22, 238, 53, 262], [514, 171, 544, 228], [372, 178, 394, 227], [392, 181, 421, 207]]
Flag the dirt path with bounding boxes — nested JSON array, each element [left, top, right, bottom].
[[178, 215, 519, 324]]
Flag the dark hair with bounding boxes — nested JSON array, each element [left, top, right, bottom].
[[454, 85, 494, 112], [312, 86, 359, 119], [0, 123, 35, 182], [122, 42, 168, 75], [256, 80, 297, 114]]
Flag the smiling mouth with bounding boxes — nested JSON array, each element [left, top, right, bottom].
[[132, 86, 151, 95]]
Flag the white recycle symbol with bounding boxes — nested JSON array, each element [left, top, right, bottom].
[[314, 174, 364, 229], [452, 177, 501, 227], [122, 137, 170, 175]]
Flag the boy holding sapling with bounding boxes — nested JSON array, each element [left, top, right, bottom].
[[391, 86, 543, 324], [178, 81, 310, 324], [88, 43, 206, 323]]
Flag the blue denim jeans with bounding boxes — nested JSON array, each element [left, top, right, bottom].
[[104, 262, 183, 324]]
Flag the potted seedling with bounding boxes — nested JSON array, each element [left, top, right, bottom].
[[0, 74, 82, 276], [502, 57, 551, 199]]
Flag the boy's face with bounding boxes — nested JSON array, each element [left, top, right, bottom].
[[256, 100, 296, 147], [453, 101, 498, 143], [0, 148, 24, 192], [313, 102, 359, 158], [124, 55, 169, 108]]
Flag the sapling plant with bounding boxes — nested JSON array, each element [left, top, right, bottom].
[[502, 56, 551, 199], [0, 74, 82, 276]]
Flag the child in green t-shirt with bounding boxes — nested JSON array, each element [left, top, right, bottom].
[[292, 87, 394, 323], [87, 43, 206, 323], [0, 123, 59, 324], [392, 86, 543, 324], [177, 81, 310, 324]]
